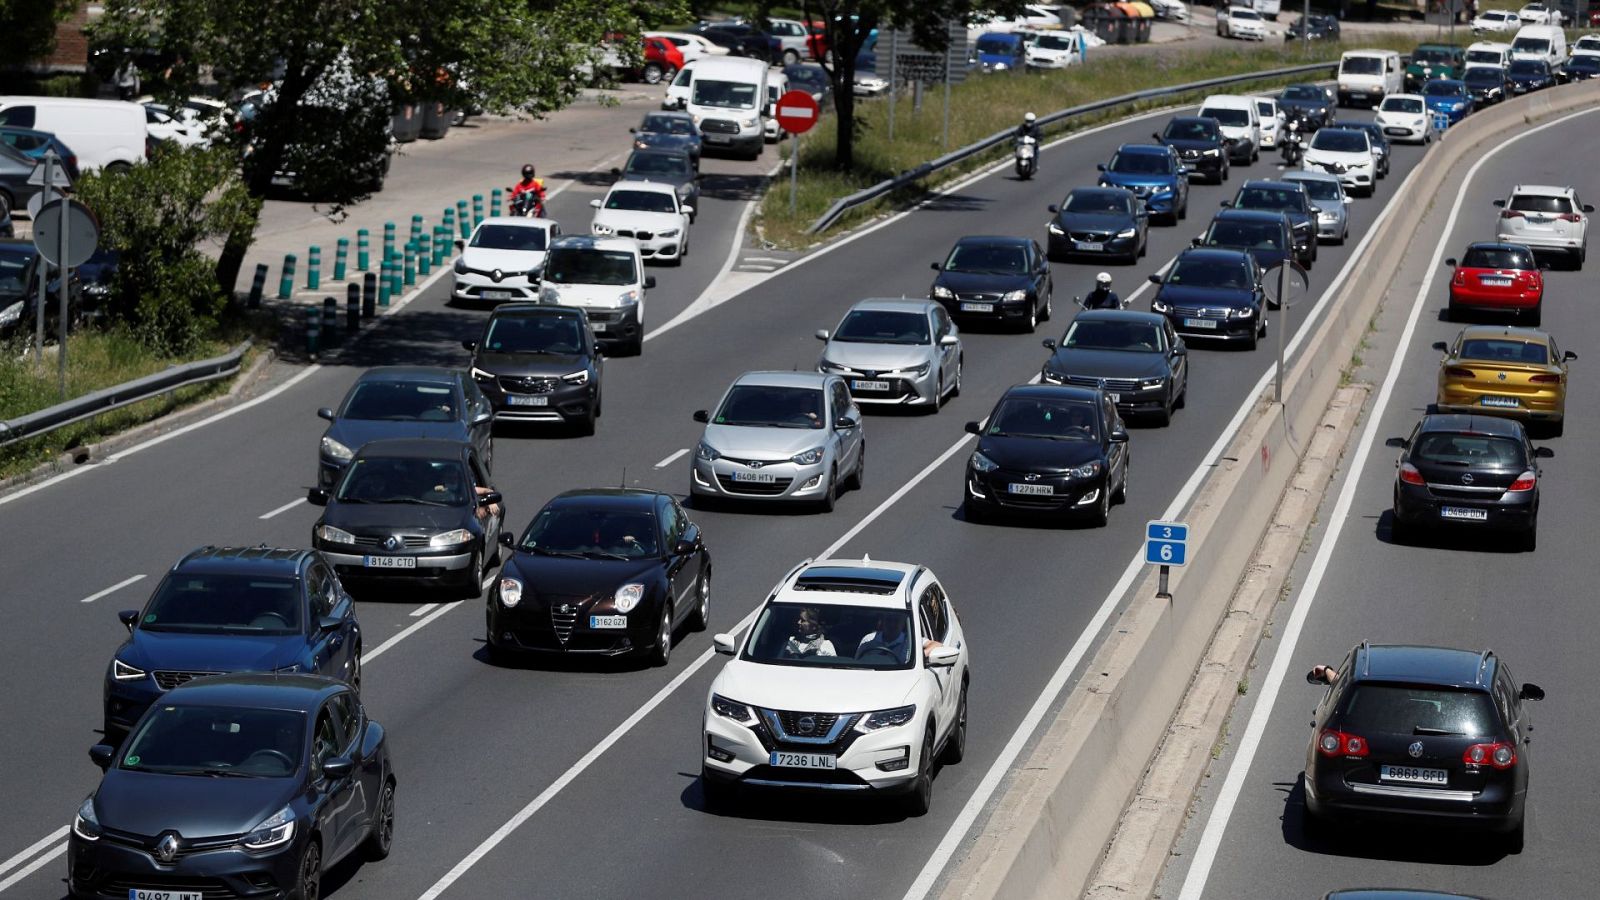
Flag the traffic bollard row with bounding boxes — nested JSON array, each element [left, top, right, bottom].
[[490, 188, 503, 218], [357, 229, 370, 272], [248, 264, 268, 309], [419, 233, 433, 275]]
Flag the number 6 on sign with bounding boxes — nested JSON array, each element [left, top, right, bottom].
[[1144, 520, 1189, 567]]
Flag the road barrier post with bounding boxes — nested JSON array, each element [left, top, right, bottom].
[[346, 284, 360, 333], [362, 272, 377, 318], [333, 238, 349, 281], [378, 259, 393, 307], [278, 254, 297, 300], [433, 225, 448, 266], [306, 245, 321, 290], [357, 229, 370, 271], [321, 295, 340, 348], [247, 264, 268, 309], [382, 222, 397, 262], [305, 306, 320, 356], [490, 188, 503, 217], [403, 242, 417, 286], [456, 201, 471, 238], [410, 214, 424, 246], [418, 233, 433, 275], [472, 194, 484, 228]]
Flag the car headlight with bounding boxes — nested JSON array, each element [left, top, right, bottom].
[[1151, 298, 1171, 313], [429, 528, 471, 549], [1230, 306, 1256, 318], [614, 583, 645, 614], [791, 446, 825, 465], [112, 659, 146, 682], [857, 704, 917, 732], [1116, 227, 1137, 239], [932, 284, 955, 300], [470, 366, 494, 381], [970, 451, 999, 473], [711, 693, 757, 725], [1067, 460, 1103, 479], [592, 223, 614, 236], [1048, 223, 1065, 235], [818, 359, 848, 373], [1451, 101, 1466, 110], [1002, 290, 1029, 303], [741, 115, 759, 128], [617, 289, 640, 305], [241, 806, 295, 851], [453, 258, 468, 275], [696, 440, 721, 461], [0, 300, 22, 327], [562, 369, 589, 386], [1203, 148, 1220, 157], [316, 525, 356, 545], [540, 287, 560, 303], [992, 62, 1009, 71], [74, 798, 101, 842], [320, 436, 353, 462], [893, 362, 930, 378], [1319, 210, 1337, 220], [659, 228, 680, 238], [1140, 377, 1166, 389], [1041, 369, 1065, 384]]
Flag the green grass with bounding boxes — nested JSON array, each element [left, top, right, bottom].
[[757, 35, 1421, 249]]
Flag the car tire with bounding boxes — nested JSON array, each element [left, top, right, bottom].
[[1041, 291, 1052, 322], [1175, 376, 1187, 409], [783, 49, 801, 66], [1389, 506, 1411, 544], [962, 497, 987, 524], [363, 779, 396, 861], [940, 682, 968, 765], [1301, 804, 1330, 842], [1550, 418, 1564, 438], [951, 355, 963, 397], [1221, 160, 1230, 182], [1155, 391, 1173, 426], [1447, 299, 1460, 321], [461, 551, 483, 599], [624, 334, 644, 356], [1114, 462, 1129, 504], [1505, 816, 1526, 854], [577, 404, 597, 436], [1178, 195, 1188, 221], [1089, 481, 1111, 527], [688, 568, 710, 631], [295, 839, 321, 900], [932, 376, 945, 413], [847, 445, 865, 491], [1244, 324, 1259, 351], [1526, 304, 1541, 326], [819, 467, 838, 513], [643, 63, 665, 84], [350, 651, 363, 694], [1024, 300, 1039, 333], [649, 601, 673, 667], [903, 729, 936, 817]]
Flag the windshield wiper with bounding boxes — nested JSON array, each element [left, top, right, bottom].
[[373, 497, 453, 507], [585, 551, 633, 561], [529, 547, 587, 559], [173, 768, 261, 778], [1413, 725, 1464, 736]]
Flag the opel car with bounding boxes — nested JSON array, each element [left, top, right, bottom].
[[465, 303, 604, 433], [1096, 143, 1190, 223], [816, 298, 963, 410], [1302, 127, 1377, 196], [315, 367, 495, 490], [451, 216, 560, 305], [589, 180, 694, 264], [701, 558, 969, 816], [1493, 184, 1591, 269], [930, 235, 1054, 332], [1153, 116, 1229, 183], [1148, 247, 1267, 348], [1040, 310, 1187, 425], [1045, 187, 1148, 263], [1432, 326, 1574, 435], [1385, 413, 1551, 549], [1444, 241, 1545, 323]]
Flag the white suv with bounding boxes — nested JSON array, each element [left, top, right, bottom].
[[701, 558, 970, 815], [1494, 184, 1592, 268]]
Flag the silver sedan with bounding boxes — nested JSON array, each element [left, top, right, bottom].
[[816, 298, 963, 410], [1281, 170, 1350, 244]]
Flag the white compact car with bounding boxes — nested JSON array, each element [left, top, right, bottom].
[[1023, 30, 1082, 68], [701, 557, 970, 815], [538, 235, 654, 355], [1494, 184, 1592, 267], [1252, 96, 1282, 149], [1518, 2, 1560, 24], [452, 217, 561, 304], [1374, 93, 1434, 144], [1218, 6, 1269, 39], [1472, 9, 1522, 31], [1301, 127, 1377, 196], [589, 181, 693, 265], [646, 32, 728, 65]]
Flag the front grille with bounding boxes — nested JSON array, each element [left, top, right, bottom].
[[615, 229, 655, 241], [499, 375, 558, 394], [1127, 183, 1155, 196], [584, 309, 620, 324], [956, 291, 1002, 303], [350, 534, 434, 549], [1063, 374, 1140, 392], [551, 607, 577, 643], [1171, 305, 1230, 319], [1069, 231, 1111, 242], [700, 118, 739, 134], [716, 473, 794, 495], [777, 710, 841, 736], [101, 876, 239, 900], [153, 670, 221, 691]]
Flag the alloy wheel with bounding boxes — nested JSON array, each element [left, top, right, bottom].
[[299, 841, 321, 900]]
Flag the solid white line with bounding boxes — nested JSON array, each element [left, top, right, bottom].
[[1174, 105, 1600, 900], [653, 448, 689, 469], [645, 181, 766, 342], [409, 603, 439, 618], [0, 842, 66, 893], [0, 827, 66, 882], [258, 497, 307, 520], [80, 574, 145, 605], [362, 601, 460, 665]]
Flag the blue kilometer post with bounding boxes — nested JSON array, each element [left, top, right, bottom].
[[1145, 520, 1189, 600]]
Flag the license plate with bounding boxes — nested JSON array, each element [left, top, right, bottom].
[[1384, 126, 1409, 135], [507, 395, 549, 406], [1479, 276, 1513, 286], [1076, 241, 1105, 252], [1183, 318, 1219, 329], [732, 470, 777, 483], [960, 302, 995, 313], [130, 891, 203, 900], [1380, 764, 1449, 785], [704, 133, 730, 143], [364, 555, 417, 568], [1008, 483, 1055, 495], [1107, 393, 1121, 403], [852, 379, 891, 391], [589, 321, 608, 332], [1481, 395, 1521, 408], [1528, 216, 1549, 224], [1440, 506, 1489, 521], [590, 615, 627, 629], [769, 751, 836, 769], [481, 289, 512, 300]]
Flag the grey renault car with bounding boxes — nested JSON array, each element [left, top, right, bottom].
[[1282, 170, 1351, 244], [690, 371, 865, 512], [816, 298, 963, 411], [1040, 309, 1188, 425]]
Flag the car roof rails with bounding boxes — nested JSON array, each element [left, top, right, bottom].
[[1476, 648, 1496, 686], [1359, 639, 1371, 677]]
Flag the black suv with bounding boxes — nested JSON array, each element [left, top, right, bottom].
[[1225, 180, 1318, 267], [466, 304, 604, 434], [1153, 116, 1229, 184], [1303, 643, 1544, 851]]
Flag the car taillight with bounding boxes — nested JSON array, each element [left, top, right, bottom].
[[1529, 374, 1562, 383], [1500, 209, 1524, 219], [1318, 729, 1369, 757], [1444, 367, 1475, 378], [1452, 271, 1465, 284], [1557, 213, 1583, 222], [1398, 463, 1425, 486], [1507, 470, 1537, 492], [1463, 741, 1516, 769]]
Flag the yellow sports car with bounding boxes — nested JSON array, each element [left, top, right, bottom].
[[1433, 325, 1574, 435]]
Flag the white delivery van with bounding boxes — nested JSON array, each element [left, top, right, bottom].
[[1252, 0, 1282, 20], [1465, 40, 1513, 69], [764, 69, 791, 142], [0, 97, 147, 171], [1197, 94, 1262, 163], [685, 56, 769, 160], [538, 235, 655, 356], [1336, 49, 1403, 107], [1509, 25, 1567, 66]]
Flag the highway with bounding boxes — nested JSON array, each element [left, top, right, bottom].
[[0, 95, 1443, 899], [1166, 107, 1600, 899]]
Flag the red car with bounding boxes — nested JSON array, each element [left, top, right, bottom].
[[1446, 241, 1545, 324], [805, 21, 830, 62], [641, 36, 685, 84]]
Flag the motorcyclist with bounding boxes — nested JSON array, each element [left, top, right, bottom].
[[1016, 111, 1042, 143], [509, 164, 547, 216], [1083, 272, 1121, 310]]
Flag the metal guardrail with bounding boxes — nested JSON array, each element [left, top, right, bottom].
[[807, 61, 1339, 234], [0, 341, 252, 448]]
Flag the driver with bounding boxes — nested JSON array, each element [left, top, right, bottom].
[[782, 607, 837, 658], [856, 614, 942, 664]]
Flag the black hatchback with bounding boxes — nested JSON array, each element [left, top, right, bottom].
[[1386, 413, 1551, 550], [466, 304, 604, 434], [930, 235, 1054, 332], [1303, 643, 1544, 851], [1153, 116, 1229, 183], [1225, 180, 1317, 266]]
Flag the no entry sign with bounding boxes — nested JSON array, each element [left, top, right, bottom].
[[775, 90, 821, 134]]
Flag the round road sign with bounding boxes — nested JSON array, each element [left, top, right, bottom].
[[32, 198, 101, 269], [775, 90, 821, 135]]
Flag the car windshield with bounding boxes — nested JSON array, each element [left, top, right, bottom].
[[1509, 194, 1573, 213], [1382, 97, 1425, 113], [640, 114, 694, 134], [605, 189, 677, 213], [469, 224, 548, 252], [1232, 8, 1261, 19], [119, 705, 305, 778], [743, 602, 917, 670], [1310, 130, 1367, 152], [625, 153, 691, 177], [1466, 50, 1504, 64], [1458, 338, 1549, 364], [1208, 220, 1286, 249], [1462, 246, 1535, 268], [1511, 38, 1550, 54], [0, 246, 33, 300], [1035, 34, 1074, 50], [976, 36, 1015, 54], [1341, 685, 1496, 737], [1341, 56, 1383, 74], [1064, 191, 1130, 214], [518, 505, 660, 559], [1578, 37, 1600, 50], [1062, 319, 1163, 352], [1282, 85, 1325, 101], [714, 384, 826, 428], [691, 78, 757, 109], [1235, 187, 1304, 212], [833, 310, 931, 345], [1290, 178, 1341, 201], [1165, 120, 1217, 140], [1413, 47, 1454, 63], [336, 456, 470, 505], [1166, 257, 1252, 289], [1411, 432, 1527, 467], [481, 314, 586, 354], [985, 396, 1100, 440], [944, 242, 1028, 274], [1109, 151, 1173, 174], [1424, 81, 1466, 96], [1507, 59, 1546, 75], [139, 573, 302, 635], [340, 380, 457, 421], [1199, 106, 1249, 127], [1464, 66, 1503, 82], [543, 248, 637, 286]]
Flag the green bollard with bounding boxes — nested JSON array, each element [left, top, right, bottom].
[[333, 238, 349, 282], [306, 245, 321, 291], [432, 226, 448, 267], [388, 253, 403, 297], [490, 188, 503, 217], [382, 221, 397, 263], [378, 260, 393, 307], [278, 254, 297, 300], [472, 194, 484, 228], [410, 214, 424, 242], [305, 306, 320, 355], [456, 201, 470, 238], [403, 242, 417, 286], [418, 233, 433, 275], [356, 229, 370, 271]]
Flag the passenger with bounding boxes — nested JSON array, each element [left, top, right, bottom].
[[782, 607, 836, 658]]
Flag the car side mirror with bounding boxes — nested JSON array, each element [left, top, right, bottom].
[[673, 537, 699, 556], [498, 531, 515, 549], [306, 488, 330, 506], [1564, 350, 1578, 361], [322, 756, 355, 780], [1431, 341, 1449, 353], [1095, 163, 1106, 171], [1136, 208, 1148, 220], [1444, 258, 1457, 268], [681, 204, 695, 215], [1534, 446, 1554, 459], [118, 609, 139, 631], [316, 407, 335, 421], [589, 198, 602, 209], [627, 127, 636, 134], [479, 490, 503, 507], [815, 328, 830, 341], [1109, 428, 1128, 444], [1384, 437, 1409, 449], [90, 744, 116, 770], [1147, 274, 1162, 285], [610, 166, 621, 176], [1047, 204, 1059, 213], [834, 414, 858, 430], [461, 339, 477, 352], [1190, 237, 1202, 247], [939, 334, 959, 347], [644, 276, 657, 289], [1219, 200, 1230, 208], [926, 646, 961, 667], [713, 633, 737, 655], [930, 261, 942, 271], [1538, 261, 1551, 270], [1042, 338, 1057, 350], [318, 615, 343, 634], [1584, 204, 1595, 213], [693, 409, 710, 423], [1151, 132, 1163, 143], [1519, 682, 1546, 701], [1492, 198, 1505, 207], [1173, 344, 1187, 356], [472, 409, 494, 425]]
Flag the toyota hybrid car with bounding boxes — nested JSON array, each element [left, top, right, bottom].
[[1045, 186, 1149, 263], [701, 558, 969, 815], [1385, 413, 1551, 549], [1148, 247, 1267, 348], [465, 303, 604, 433], [815, 298, 964, 410], [1493, 184, 1591, 268], [1281, 170, 1351, 243], [1432, 326, 1574, 435], [451, 217, 560, 305], [1040, 309, 1188, 424], [1096, 143, 1190, 223], [1302, 643, 1543, 851], [930, 235, 1054, 332], [315, 367, 494, 490], [487, 488, 711, 666], [1153, 116, 1229, 183]]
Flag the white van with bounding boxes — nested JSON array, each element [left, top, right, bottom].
[[1464, 40, 1513, 68], [1336, 49, 1403, 107], [685, 56, 770, 160], [537, 235, 655, 356], [0, 97, 147, 171], [1510, 25, 1567, 66], [1253, 0, 1282, 19], [1197, 94, 1262, 163], [764, 69, 791, 142]]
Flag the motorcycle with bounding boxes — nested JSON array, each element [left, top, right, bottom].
[[1014, 135, 1038, 180], [1280, 120, 1304, 167], [508, 188, 546, 219]]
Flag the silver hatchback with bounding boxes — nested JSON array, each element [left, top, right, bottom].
[[1281, 170, 1350, 243], [816, 299, 963, 410], [691, 372, 865, 512]]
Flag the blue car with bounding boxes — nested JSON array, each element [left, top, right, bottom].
[[102, 546, 363, 738], [1097, 143, 1190, 223], [1147, 247, 1266, 348], [1422, 78, 1473, 124], [973, 32, 1025, 72], [0, 125, 79, 179], [1506, 59, 1554, 94], [317, 366, 495, 489]]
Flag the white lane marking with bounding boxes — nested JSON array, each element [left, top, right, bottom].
[[259, 497, 307, 520], [361, 602, 460, 665], [653, 448, 689, 469], [80, 574, 146, 604], [410, 603, 439, 618], [0, 827, 67, 882], [0, 842, 66, 893], [1174, 105, 1600, 900], [645, 167, 773, 343]]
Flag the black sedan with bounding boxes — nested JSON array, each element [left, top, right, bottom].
[[962, 384, 1129, 526], [1040, 309, 1188, 425], [1562, 54, 1600, 82], [630, 110, 702, 169], [316, 366, 495, 490], [1153, 116, 1229, 183], [1225, 180, 1317, 266], [1386, 413, 1550, 550], [693, 22, 775, 62], [466, 303, 603, 434], [1148, 248, 1267, 348], [309, 438, 504, 595], [1464, 65, 1509, 104], [612, 147, 700, 219], [71, 674, 395, 900], [1045, 187, 1148, 264], [1506, 59, 1555, 94], [930, 235, 1054, 332], [1284, 13, 1339, 40], [0, 141, 54, 218], [1277, 83, 1335, 129], [486, 488, 711, 666], [1193, 209, 1293, 290]]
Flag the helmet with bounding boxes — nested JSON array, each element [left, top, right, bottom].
[[521, 164, 535, 178], [1096, 272, 1112, 286], [1024, 112, 1037, 123]]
